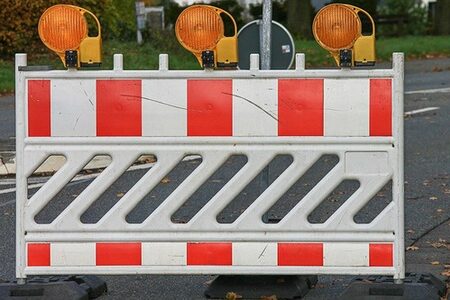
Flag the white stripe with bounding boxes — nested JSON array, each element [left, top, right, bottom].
[[142, 79, 187, 136], [232, 242, 277, 266], [323, 243, 368, 267], [51, 79, 96, 137], [405, 87, 450, 95], [51, 243, 95, 266], [142, 242, 186, 266], [233, 79, 278, 136], [404, 107, 440, 116], [324, 79, 369, 136]]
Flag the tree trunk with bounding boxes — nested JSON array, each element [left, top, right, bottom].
[[435, 0, 450, 34], [286, 0, 313, 38]]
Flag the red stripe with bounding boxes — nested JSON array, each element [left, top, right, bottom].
[[28, 80, 51, 137], [187, 80, 232, 136], [96, 243, 142, 266], [278, 79, 324, 136], [96, 80, 142, 136], [187, 242, 232, 265], [278, 243, 323, 266], [369, 243, 393, 267], [370, 79, 392, 136], [27, 243, 50, 266]]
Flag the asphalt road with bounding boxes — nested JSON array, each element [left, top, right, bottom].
[[0, 58, 449, 299]]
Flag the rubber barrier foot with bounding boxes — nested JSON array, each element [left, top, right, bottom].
[[338, 273, 447, 300], [0, 275, 107, 299], [0, 282, 88, 300], [204, 275, 318, 299]]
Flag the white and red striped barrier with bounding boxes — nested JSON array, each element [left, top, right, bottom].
[[16, 53, 405, 280], [27, 78, 392, 137]]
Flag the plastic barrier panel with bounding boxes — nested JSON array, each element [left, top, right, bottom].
[[15, 53, 404, 280]]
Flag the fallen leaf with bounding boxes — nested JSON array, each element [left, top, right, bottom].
[[431, 261, 440, 265], [430, 242, 445, 249], [161, 177, 170, 184], [436, 208, 444, 213], [407, 229, 415, 234], [116, 192, 124, 197], [225, 292, 242, 300], [406, 246, 419, 251]]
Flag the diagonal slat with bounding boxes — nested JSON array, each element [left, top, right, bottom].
[[96, 152, 185, 229], [25, 152, 93, 227], [367, 202, 396, 231], [232, 152, 322, 230], [24, 151, 52, 178], [141, 151, 230, 230], [52, 151, 139, 229], [280, 162, 345, 230], [324, 175, 392, 230], [187, 151, 274, 230]]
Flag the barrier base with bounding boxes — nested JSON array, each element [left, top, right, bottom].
[[204, 275, 318, 299], [0, 276, 107, 300], [339, 273, 447, 300]]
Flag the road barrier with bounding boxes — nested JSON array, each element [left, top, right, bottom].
[[15, 52, 404, 280]]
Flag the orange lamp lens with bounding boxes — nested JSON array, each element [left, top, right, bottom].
[[38, 5, 87, 53], [313, 4, 360, 50], [176, 6, 224, 52]]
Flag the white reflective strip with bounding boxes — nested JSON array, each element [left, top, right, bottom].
[[51, 79, 96, 137], [232, 242, 277, 266], [51, 243, 95, 266], [233, 79, 278, 136], [324, 79, 369, 136], [323, 243, 368, 267], [142, 242, 186, 266], [142, 79, 187, 136]]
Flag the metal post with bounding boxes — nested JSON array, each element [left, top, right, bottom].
[[260, 0, 272, 222], [15, 54, 27, 282], [392, 52, 405, 283], [260, 0, 272, 70], [135, 1, 145, 45]]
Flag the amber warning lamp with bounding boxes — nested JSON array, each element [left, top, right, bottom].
[[38, 5, 102, 68], [313, 3, 376, 67], [175, 5, 238, 69]]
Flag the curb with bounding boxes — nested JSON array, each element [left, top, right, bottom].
[[0, 154, 152, 176]]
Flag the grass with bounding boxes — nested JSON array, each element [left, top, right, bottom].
[[1, 35, 449, 95]]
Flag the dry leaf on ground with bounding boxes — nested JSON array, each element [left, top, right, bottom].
[[225, 292, 242, 300], [406, 246, 419, 251]]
